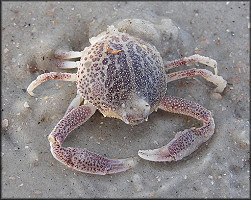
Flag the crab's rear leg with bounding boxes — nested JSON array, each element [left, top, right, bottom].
[[138, 95, 215, 162], [55, 50, 82, 60], [164, 54, 218, 75], [27, 72, 77, 96], [54, 50, 82, 69], [55, 61, 79, 69], [49, 104, 133, 175], [166, 68, 227, 93]]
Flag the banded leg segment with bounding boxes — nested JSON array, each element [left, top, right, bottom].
[[164, 54, 218, 75], [138, 95, 215, 162], [27, 72, 77, 96], [166, 68, 227, 93], [49, 104, 133, 175]]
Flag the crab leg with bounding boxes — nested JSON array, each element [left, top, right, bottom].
[[64, 92, 84, 116], [164, 54, 218, 75], [48, 104, 133, 175], [55, 61, 79, 69], [138, 95, 215, 162], [54, 50, 82, 60], [166, 68, 227, 93], [27, 72, 77, 96], [54, 50, 82, 69]]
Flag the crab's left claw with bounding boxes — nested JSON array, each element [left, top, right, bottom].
[[49, 103, 136, 175], [105, 157, 136, 174], [138, 95, 215, 162], [50, 143, 135, 175]]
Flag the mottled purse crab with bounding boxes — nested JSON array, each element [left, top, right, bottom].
[[27, 25, 227, 175]]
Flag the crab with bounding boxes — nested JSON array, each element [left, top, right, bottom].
[[27, 25, 227, 175]]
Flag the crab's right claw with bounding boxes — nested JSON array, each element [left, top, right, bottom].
[[138, 95, 215, 162], [138, 126, 214, 162]]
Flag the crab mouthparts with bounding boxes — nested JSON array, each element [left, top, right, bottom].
[[123, 114, 149, 126]]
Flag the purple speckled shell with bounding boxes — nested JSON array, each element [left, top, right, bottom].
[[76, 28, 167, 122]]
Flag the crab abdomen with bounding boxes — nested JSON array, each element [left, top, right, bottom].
[[77, 29, 166, 122]]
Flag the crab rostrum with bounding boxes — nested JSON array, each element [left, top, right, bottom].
[[27, 25, 227, 175]]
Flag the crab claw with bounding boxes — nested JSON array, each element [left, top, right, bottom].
[[138, 148, 170, 162], [50, 144, 136, 175], [48, 103, 137, 175], [138, 128, 211, 162], [106, 157, 137, 174], [138, 95, 215, 162]]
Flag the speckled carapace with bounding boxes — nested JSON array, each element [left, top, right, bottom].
[[27, 25, 227, 175], [76, 28, 166, 125]]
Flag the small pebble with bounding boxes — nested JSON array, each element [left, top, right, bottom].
[[208, 175, 213, 179], [29, 66, 39, 73], [211, 93, 223, 100], [4, 48, 9, 53], [24, 101, 30, 108], [33, 189, 42, 195], [153, 140, 159, 145], [2, 119, 9, 130]]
